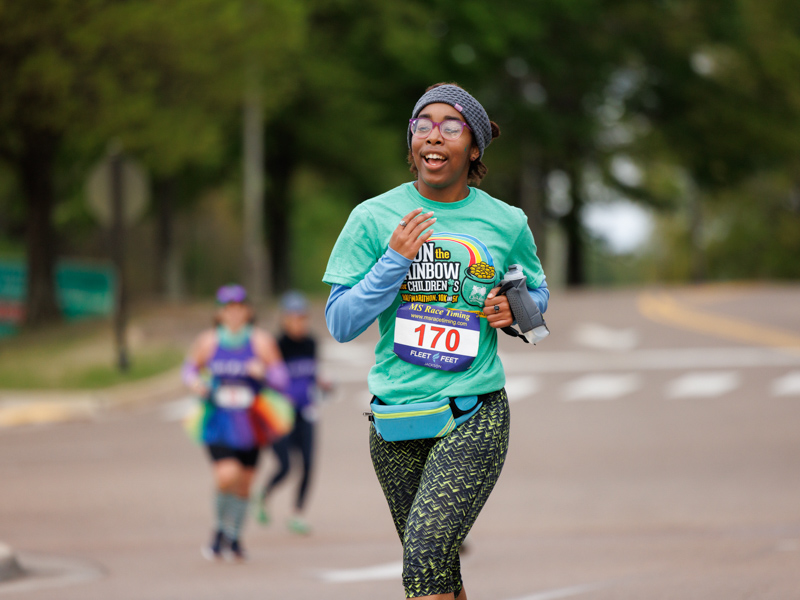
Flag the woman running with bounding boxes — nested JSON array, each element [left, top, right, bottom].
[[323, 83, 549, 599], [258, 291, 331, 535], [182, 284, 289, 561]]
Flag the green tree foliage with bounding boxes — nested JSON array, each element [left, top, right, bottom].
[[4, 0, 800, 316], [261, 0, 437, 291], [267, 0, 642, 290], [614, 0, 800, 280], [424, 0, 641, 286], [0, 0, 304, 325]]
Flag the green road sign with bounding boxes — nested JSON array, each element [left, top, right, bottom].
[[0, 259, 115, 336]]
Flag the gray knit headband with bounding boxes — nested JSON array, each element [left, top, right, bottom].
[[408, 84, 493, 159]]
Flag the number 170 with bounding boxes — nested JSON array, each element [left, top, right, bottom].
[[414, 324, 460, 352]]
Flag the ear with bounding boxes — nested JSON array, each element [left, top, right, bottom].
[[470, 146, 480, 162]]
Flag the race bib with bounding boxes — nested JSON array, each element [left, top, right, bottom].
[[394, 303, 480, 372], [214, 385, 255, 409]]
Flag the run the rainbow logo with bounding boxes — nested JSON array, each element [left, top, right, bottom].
[[402, 232, 496, 306], [428, 232, 494, 270]]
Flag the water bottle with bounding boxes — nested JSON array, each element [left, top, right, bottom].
[[498, 265, 550, 344]]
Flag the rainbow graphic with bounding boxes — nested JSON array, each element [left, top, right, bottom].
[[428, 232, 494, 267]]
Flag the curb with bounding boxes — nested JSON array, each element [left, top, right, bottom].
[[0, 368, 183, 428], [0, 543, 23, 582]]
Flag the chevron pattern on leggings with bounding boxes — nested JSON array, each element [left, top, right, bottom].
[[369, 389, 510, 598]]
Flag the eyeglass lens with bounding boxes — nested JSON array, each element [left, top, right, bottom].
[[411, 118, 466, 140]]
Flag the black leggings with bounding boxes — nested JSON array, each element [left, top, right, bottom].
[[206, 444, 260, 468], [369, 389, 510, 598], [262, 407, 314, 510]]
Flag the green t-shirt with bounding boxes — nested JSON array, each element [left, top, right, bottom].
[[323, 182, 545, 405]]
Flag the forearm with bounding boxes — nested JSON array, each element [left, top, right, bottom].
[[181, 359, 201, 388], [325, 248, 412, 343], [528, 278, 549, 314], [265, 362, 290, 393]]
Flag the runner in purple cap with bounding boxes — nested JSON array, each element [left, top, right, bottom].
[[215, 283, 248, 305], [182, 284, 290, 561]]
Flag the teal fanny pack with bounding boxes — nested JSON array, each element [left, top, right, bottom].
[[367, 395, 483, 442]]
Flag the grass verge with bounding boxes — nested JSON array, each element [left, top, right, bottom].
[[0, 316, 184, 390]]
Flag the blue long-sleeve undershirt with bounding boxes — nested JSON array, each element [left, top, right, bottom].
[[325, 248, 549, 343]]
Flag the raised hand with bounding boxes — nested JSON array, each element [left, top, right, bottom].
[[389, 208, 437, 260]]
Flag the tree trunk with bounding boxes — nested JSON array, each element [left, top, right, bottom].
[[265, 124, 296, 294], [154, 176, 183, 301], [243, 93, 268, 303], [519, 142, 548, 264], [563, 164, 586, 287], [688, 187, 705, 283], [18, 128, 61, 327]]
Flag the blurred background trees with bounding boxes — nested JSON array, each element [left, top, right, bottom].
[[1, 0, 799, 328]]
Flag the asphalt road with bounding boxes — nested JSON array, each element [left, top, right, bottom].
[[1, 284, 799, 599]]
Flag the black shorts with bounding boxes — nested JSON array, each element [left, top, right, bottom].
[[206, 444, 260, 468]]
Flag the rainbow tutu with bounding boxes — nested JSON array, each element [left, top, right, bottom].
[[183, 390, 295, 448]]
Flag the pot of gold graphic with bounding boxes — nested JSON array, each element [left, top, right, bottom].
[[461, 262, 496, 307]]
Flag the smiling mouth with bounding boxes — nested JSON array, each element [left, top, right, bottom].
[[423, 153, 447, 167]]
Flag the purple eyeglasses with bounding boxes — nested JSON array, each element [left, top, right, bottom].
[[409, 118, 471, 141]]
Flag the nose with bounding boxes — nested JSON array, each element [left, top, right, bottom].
[[426, 123, 444, 143]]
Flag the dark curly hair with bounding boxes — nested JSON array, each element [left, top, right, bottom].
[[407, 82, 501, 187]]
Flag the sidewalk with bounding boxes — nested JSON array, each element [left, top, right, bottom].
[[0, 324, 188, 583], [0, 366, 184, 427], [0, 300, 216, 428], [0, 304, 200, 587]]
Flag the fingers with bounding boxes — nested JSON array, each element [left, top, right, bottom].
[[486, 285, 501, 300], [484, 293, 513, 329], [390, 208, 436, 259], [413, 211, 436, 233], [397, 208, 435, 232], [397, 208, 424, 229]]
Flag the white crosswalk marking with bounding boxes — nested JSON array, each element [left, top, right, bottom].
[[563, 374, 641, 401], [772, 371, 800, 396], [666, 371, 740, 399], [321, 340, 375, 365], [316, 560, 603, 599], [160, 396, 197, 421], [506, 583, 604, 600], [317, 561, 402, 583], [500, 346, 800, 374], [504, 376, 540, 402], [314, 344, 800, 408], [573, 323, 639, 351]]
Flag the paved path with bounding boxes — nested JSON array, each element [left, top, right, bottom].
[[1, 284, 800, 599]]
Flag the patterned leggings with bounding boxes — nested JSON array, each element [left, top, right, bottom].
[[369, 389, 510, 598]]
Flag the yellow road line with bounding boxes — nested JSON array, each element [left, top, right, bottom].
[[637, 291, 800, 351]]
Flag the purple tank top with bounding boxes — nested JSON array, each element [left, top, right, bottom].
[[208, 335, 257, 384], [202, 328, 261, 449]]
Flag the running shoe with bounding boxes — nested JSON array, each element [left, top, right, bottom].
[[256, 502, 270, 526], [287, 516, 311, 535], [226, 538, 248, 562], [201, 530, 226, 561]]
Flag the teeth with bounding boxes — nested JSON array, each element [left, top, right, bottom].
[[425, 154, 446, 161]]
